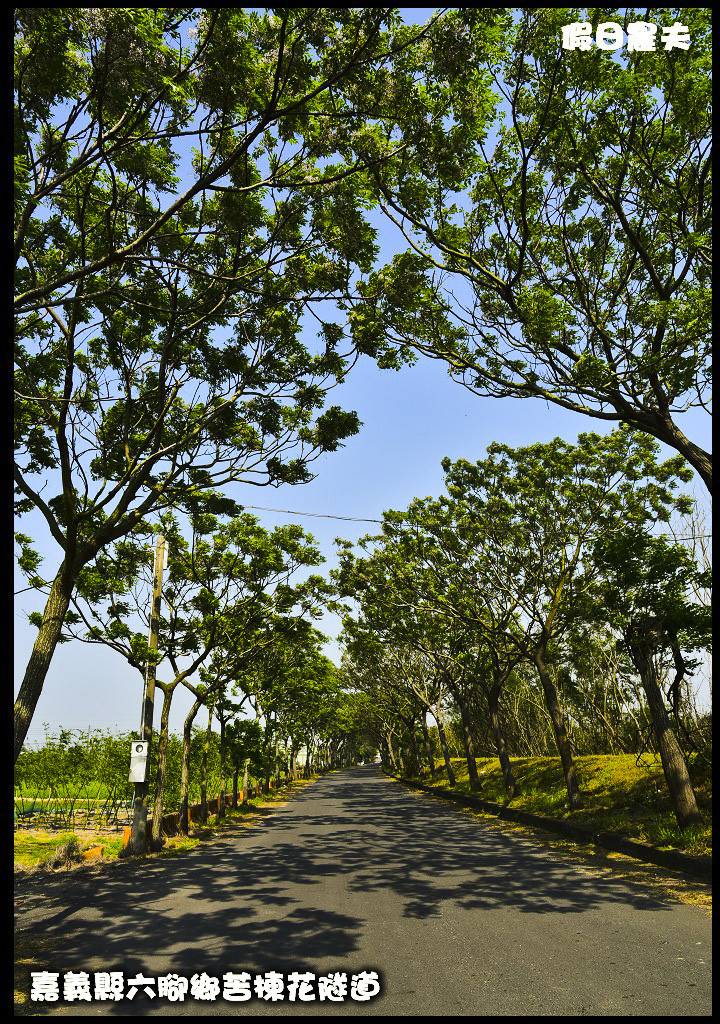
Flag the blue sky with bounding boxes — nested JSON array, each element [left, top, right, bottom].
[[14, 9, 712, 745]]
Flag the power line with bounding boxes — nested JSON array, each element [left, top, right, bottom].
[[240, 505, 382, 523], [240, 506, 711, 541]]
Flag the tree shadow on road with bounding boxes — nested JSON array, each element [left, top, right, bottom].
[[15, 765, 682, 1015]]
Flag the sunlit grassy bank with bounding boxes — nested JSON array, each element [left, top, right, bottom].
[[403, 753, 712, 858]]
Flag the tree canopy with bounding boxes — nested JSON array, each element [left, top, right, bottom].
[[353, 7, 712, 491], [334, 427, 703, 816], [15, 9, 711, 800], [13, 7, 454, 758]]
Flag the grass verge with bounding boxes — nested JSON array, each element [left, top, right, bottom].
[[395, 753, 712, 913], [403, 752, 711, 858], [14, 774, 319, 871]]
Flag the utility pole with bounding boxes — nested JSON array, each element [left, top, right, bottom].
[[129, 534, 166, 855]]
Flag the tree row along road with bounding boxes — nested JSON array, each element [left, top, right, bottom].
[[16, 765, 710, 1016]]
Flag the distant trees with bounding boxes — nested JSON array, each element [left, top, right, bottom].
[[16, 499, 373, 841], [14, 677, 371, 836], [57, 510, 331, 843], [335, 429, 709, 827], [224, 717, 266, 807], [248, 644, 369, 778]]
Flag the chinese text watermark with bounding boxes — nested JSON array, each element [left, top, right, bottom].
[[561, 22, 690, 53], [30, 969, 382, 1004]]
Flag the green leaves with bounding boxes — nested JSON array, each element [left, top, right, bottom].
[[15, 533, 43, 585], [65, 510, 328, 679], [337, 426, 700, 717], [591, 525, 711, 652], [361, 7, 712, 491], [16, 6, 453, 549], [224, 718, 265, 776]]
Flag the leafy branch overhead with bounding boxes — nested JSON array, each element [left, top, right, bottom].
[[13, 7, 452, 760], [353, 7, 711, 491]]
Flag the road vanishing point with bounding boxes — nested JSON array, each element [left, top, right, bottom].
[[15, 764, 711, 1016]]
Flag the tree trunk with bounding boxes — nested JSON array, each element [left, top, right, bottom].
[[405, 717, 422, 777], [420, 715, 437, 782], [660, 418, 712, 496], [395, 735, 407, 776], [488, 681, 519, 799], [533, 645, 583, 810], [434, 710, 456, 785], [627, 628, 702, 829], [263, 721, 272, 793], [218, 715, 226, 818], [383, 732, 396, 772], [179, 697, 203, 835], [201, 705, 212, 822], [14, 564, 75, 762], [151, 688, 174, 842], [456, 692, 481, 791]]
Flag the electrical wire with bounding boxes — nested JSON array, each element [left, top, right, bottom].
[[239, 505, 382, 523], [237, 505, 711, 542]]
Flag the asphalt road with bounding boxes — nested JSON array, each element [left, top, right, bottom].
[[15, 764, 711, 1016]]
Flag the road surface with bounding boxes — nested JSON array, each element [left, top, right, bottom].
[[14, 764, 711, 1015]]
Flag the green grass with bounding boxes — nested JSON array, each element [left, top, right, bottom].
[[13, 831, 127, 869], [14, 774, 318, 871], [409, 752, 712, 857], [14, 830, 80, 868]]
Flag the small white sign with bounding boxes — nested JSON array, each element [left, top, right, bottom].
[[128, 741, 149, 783]]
